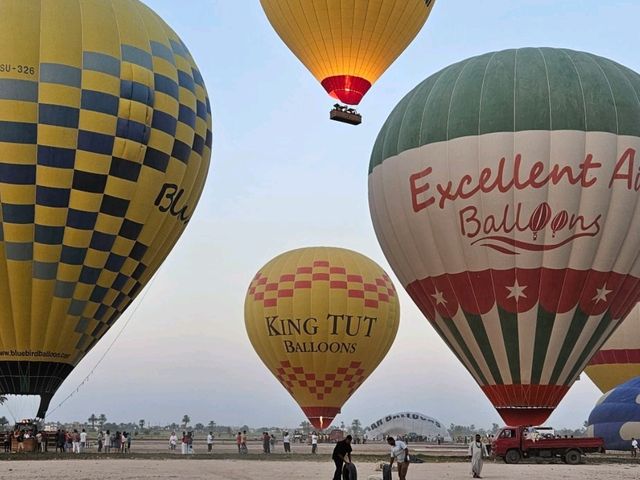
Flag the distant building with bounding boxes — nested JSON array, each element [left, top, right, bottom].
[[364, 412, 451, 441]]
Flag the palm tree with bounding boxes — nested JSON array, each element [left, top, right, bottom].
[[139, 419, 145, 431], [182, 415, 190, 429], [299, 421, 311, 434], [351, 419, 362, 436], [0, 416, 9, 429], [208, 420, 216, 431], [88, 414, 98, 429], [98, 414, 107, 428]]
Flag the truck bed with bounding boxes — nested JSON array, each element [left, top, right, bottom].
[[522, 437, 603, 452]]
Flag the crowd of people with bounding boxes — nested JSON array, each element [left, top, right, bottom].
[[167, 431, 215, 454], [255, 430, 320, 455], [50, 429, 132, 453], [2, 427, 134, 454]]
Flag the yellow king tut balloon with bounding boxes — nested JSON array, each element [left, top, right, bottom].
[[245, 247, 400, 429]]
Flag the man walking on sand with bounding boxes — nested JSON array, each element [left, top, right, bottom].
[[207, 432, 214, 453], [632, 437, 638, 457], [388, 436, 410, 479], [332, 434, 352, 480], [311, 431, 318, 454], [469, 434, 488, 478]]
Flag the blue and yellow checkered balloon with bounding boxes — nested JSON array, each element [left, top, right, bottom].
[[0, 0, 212, 417]]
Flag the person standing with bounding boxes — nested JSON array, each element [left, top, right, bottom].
[[97, 431, 103, 452], [311, 431, 318, 454], [469, 434, 488, 479], [262, 432, 271, 454], [388, 436, 410, 480], [241, 430, 248, 454], [36, 431, 43, 453], [632, 437, 638, 457], [169, 431, 177, 451], [80, 428, 87, 453], [236, 431, 242, 454], [207, 431, 214, 453], [181, 431, 188, 454], [283, 431, 291, 453], [104, 430, 111, 453], [332, 435, 352, 480], [71, 429, 80, 454], [16, 430, 25, 453], [187, 432, 194, 454]]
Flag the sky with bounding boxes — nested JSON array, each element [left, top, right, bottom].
[[3, 0, 640, 430]]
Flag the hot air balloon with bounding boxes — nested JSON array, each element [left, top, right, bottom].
[[585, 305, 640, 393], [587, 377, 640, 451], [244, 247, 399, 429], [368, 47, 640, 426], [0, 0, 212, 419], [259, 0, 437, 124]]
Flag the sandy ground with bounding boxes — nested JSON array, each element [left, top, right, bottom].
[[1, 459, 639, 480]]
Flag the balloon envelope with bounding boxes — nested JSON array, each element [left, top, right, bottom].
[[585, 305, 640, 393], [0, 0, 212, 417], [259, 0, 436, 105], [587, 377, 640, 451], [368, 47, 640, 426], [244, 247, 400, 429]]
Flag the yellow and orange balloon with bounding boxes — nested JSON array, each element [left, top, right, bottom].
[[259, 0, 437, 105], [244, 247, 400, 429]]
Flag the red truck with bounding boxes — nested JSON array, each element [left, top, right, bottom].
[[491, 426, 604, 465]]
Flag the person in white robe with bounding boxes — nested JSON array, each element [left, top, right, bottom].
[[469, 434, 488, 478]]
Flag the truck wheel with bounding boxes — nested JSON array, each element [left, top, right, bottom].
[[505, 449, 521, 464], [565, 450, 581, 465]]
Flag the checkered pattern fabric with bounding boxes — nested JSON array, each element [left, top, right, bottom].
[[275, 360, 366, 401], [0, 0, 212, 379], [248, 260, 397, 309]]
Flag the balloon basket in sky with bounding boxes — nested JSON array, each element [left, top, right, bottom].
[[368, 47, 640, 427], [244, 247, 400, 430], [259, 0, 437, 124], [0, 0, 212, 419]]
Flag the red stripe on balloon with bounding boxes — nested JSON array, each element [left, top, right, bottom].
[[481, 384, 570, 426], [588, 348, 640, 365], [320, 75, 372, 105]]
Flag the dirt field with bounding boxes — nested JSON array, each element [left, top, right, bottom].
[[1, 441, 638, 479], [1, 458, 639, 480]]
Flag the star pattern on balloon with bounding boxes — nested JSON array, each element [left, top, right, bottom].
[[506, 280, 527, 301], [432, 289, 447, 305], [592, 285, 613, 304]]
